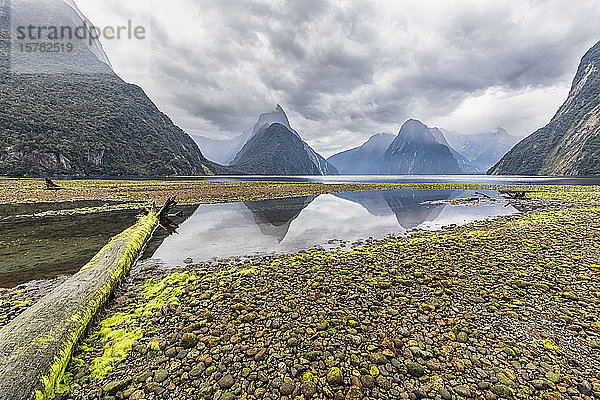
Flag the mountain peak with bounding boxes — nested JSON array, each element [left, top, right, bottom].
[[252, 105, 292, 137], [7, 0, 114, 74], [383, 120, 461, 175], [396, 119, 437, 144], [233, 106, 337, 175]]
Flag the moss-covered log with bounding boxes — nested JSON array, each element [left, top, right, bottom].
[[0, 211, 159, 400]]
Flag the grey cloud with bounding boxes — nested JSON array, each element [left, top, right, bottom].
[[76, 0, 600, 156]]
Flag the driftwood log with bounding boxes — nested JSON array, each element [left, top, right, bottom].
[[45, 178, 62, 190], [500, 191, 529, 199], [0, 198, 176, 400]]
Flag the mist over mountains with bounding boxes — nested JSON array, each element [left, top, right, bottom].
[[326, 120, 516, 175], [490, 40, 600, 176], [0, 0, 226, 177], [1, 0, 599, 177]]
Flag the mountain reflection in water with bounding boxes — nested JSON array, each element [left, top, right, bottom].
[[140, 189, 517, 268]]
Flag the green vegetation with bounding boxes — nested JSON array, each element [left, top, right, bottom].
[[3, 178, 600, 206], [0, 74, 227, 177], [82, 272, 197, 381], [491, 41, 600, 175]]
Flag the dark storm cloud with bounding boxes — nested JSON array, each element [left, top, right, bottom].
[[77, 0, 600, 155]]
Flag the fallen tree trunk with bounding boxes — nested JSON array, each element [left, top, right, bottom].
[[0, 204, 168, 400]]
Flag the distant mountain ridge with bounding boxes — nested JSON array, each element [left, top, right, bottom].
[[231, 106, 338, 175], [490, 41, 600, 175], [327, 120, 514, 175], [327, 133, 395, 174], [429, 128, 480, 173], [383, 119, 461, 175], [0, 0, 225, 177], [444, 128, 518, 173], [191, 134, 250, 166]]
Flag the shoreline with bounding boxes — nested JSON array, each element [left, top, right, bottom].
[[1, 182, 599, 399], [2, 178, 600, 206], [42, 200, 600, 398], [0, 195, 559, 309]]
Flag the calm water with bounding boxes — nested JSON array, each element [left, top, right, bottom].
[[138, 189, 518, 268], [2, 174, 596, 288], [176, 174, 600, 186]]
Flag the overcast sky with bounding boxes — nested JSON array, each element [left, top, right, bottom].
[[76, 0, 600, 157]]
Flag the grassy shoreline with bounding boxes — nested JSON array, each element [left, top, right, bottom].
[[2, 178, 600, 206]]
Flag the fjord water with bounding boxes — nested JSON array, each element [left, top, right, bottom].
[[0, 204, 142, 288], [139, 188, 519, 269], [191, 174, 600, 186], [2, 174, 598, 288]]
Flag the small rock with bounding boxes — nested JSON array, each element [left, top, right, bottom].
[[327, 367, 344, 386], [406, 361, 425, 377], [129, 389, 145, 400], [280, 379, 295, 396], [456, 331, 469, 343], [577, 381, 592, 395], [369, 352, 388, 364], [218, 374, 235, 389], [154, 369, 168, 383], [454, 384, 472, 397], [180, 332, 197, 349], [346, 386, 362, 400], [103, 378, 131, 395]]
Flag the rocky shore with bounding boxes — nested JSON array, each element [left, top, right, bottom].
[[47, 202, 600, 400], [1, 184, 599, 400]]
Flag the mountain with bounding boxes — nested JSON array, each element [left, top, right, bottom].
[[232, 106, 338, 175], [382, 119, 461, 175], [429, 128, 480, 173], [327, 133, 395, 174], [191, 133, 252, 165], [490, 41, 600, 175], [244, 196, 315, 242], [443, 128, 518, 173], [0, 0, 225, 177]]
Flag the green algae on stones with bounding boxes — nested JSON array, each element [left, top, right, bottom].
[[0, 210, 159, 400]]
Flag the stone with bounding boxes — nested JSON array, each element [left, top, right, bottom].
[[129, 389, 145, 400], [165, 347, 178, 358], [153, 369, 168, 383], [577, 381, 592, 395], [103, 378, 131, 395], [280, 379, 295, 396], [545, 371, 561, 383], [327, 367, 344, 385], [218, 374, 235, 389], [406, 361, 425, 377], [369, 352, 388, 364], [455, 384, 472, 397], [491, 384, 512, 397], [346, 386, 362, 400], [302, 381, 317, 397], [180, 332, 197, 349], [456, 331, 469, 343]]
